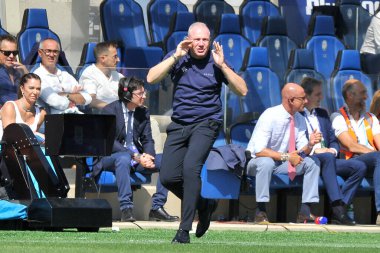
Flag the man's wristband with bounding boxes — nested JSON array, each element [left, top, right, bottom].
[[280, 153, 290, 162], [66, 93, 70, 100], [307, 144, 314, 149]]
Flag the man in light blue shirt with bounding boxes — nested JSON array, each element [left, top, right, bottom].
[[246, 83, 320, 224]]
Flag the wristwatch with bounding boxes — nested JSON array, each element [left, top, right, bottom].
[[133, 153, 141, 160], [280, 153, 290, 162]]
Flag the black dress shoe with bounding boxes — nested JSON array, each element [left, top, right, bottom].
[[121, 208, 136, 222], [195, 199, 218, 238], [171, 229, 190, 244], [149, 207, 179, 222], [331, 212, 356, 226]]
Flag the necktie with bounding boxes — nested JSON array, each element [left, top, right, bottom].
[[126, 111, 133, 146], [288, 115, 296, 181]]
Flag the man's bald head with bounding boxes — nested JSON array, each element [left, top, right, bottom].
[[282, 83, 307, 114], [282, 83, 303, 100]]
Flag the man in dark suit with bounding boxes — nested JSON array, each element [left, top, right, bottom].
[[93, 77, 178, 222], [300, 77, 366, 225]]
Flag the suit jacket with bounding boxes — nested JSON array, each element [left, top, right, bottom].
[[92, 100, 156, 177], [302, 108, 340, 151], [102, 100, 156, 157]]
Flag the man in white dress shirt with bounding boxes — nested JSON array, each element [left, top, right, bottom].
[[246, 83, 320, 224], [33, 38, 91, 114], [330, 79, 380, 225], [79, 41, 124, 112]]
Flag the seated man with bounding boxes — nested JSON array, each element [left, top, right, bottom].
[[331, 79, 380, 225], [300, 77, 365, 225], [33, 38, 91, 114], [0, 34, 28, 105], [79, 41, 124, 112], [246, 83, 320, 224], [93, 76, 178, 222]]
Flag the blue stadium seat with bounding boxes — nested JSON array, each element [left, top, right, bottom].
[[100, 0, 149, 47], [305, 15, 346, 82], [17, 8, 61, 64], [330, 49, 373, 111], [257, 16, 298, 87], [164, 11, 195, 53], [84, 157, 151, 193], [100, 0, 163, 69], [227, 113, 258, 148], [201, 130, 241, 200], [240, 47, 281, 114], [239, 0, 280, 44], [147, 0, 188, 45], [214, 14, 251, 72], [338, 0, 372, 50], [225, 87, 243, 128], [75, 42, 97, 79], [284, 49, 331, 112], [193, 0, 235, 37], [0, 20, 9, 35]]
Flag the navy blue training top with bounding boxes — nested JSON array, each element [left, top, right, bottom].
[[165, 50, 231, 124], [0, 65, 21, 105]]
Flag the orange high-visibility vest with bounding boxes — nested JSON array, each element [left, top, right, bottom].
[[339, 106, 376, 159]]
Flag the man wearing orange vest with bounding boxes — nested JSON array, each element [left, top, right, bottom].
[[331, 79, 380, 225]]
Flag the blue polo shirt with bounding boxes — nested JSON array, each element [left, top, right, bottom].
[[0, 65, 21, 105], [165, 51, 230, 124]]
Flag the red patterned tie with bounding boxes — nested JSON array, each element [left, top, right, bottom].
[[288, 115, 296, 181]]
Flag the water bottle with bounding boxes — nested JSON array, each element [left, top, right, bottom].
[[320, 137, 326, 148], [314, 216, 328, 224], [347, 204, 355, 221]]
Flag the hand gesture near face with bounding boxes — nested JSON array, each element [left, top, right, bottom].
[[175, 38, 193, 58], [211, 41, 225, 68]]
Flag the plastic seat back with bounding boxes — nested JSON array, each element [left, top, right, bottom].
[[17, 8, 61, 63], [240, 47, 281, 114], [330, 49, 373, 111], [100, 0, 149, 47], [305, 15, 346, 81], [257, 16, 298, 86], [76, 42, 97, 78], [193, 0, 235, 37], [164, 11, 195, 53], [0, 20, 9, 35], [239, 0, 280, 44], [147, 0, 188, 45], [338, 0, 372, 50], [285, 48, 331, 112], [214, 14, 251, 71]]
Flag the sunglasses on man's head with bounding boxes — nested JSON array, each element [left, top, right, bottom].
[[0, 50, 19, 57]]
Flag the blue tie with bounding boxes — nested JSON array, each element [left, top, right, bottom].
[[126, 111, 133, 146]]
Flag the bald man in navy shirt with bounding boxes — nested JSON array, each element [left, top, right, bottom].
[[147, 22, 247, 243]]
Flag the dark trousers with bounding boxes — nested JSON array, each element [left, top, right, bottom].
[[99, 152, 167, 211], [312, 153, 342, 202], [336, 158, 366, 205], [160, 119, 220, 231], [352, 152, 380, 211], [312, 153, 367, 205]]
